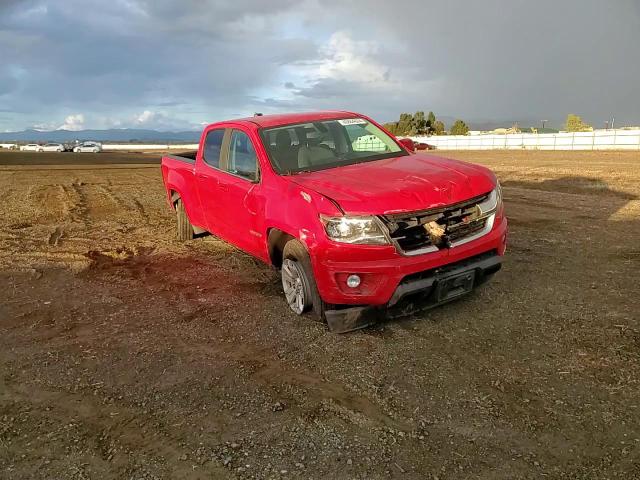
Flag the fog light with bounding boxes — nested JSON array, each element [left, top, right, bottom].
[[346, 274, 361, 288]]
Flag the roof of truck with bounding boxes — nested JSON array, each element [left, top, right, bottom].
[[229, 110, 360, 129]]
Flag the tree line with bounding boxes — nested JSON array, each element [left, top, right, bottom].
[[384, 112, 595, 136], [384, 112, 469, 136]]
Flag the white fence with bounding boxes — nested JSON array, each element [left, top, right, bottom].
[[410, 129, 640, 151], [102, 143, 198, 151]]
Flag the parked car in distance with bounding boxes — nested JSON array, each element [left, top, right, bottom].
[[42, 143, 65, 152], [399, 138, 436, 151], [73, 142, 102, 153], [161, 111, 507, 332], [20, 143, 44, 152], [415, 141, 436, 150], [63, 141, 79, 152]]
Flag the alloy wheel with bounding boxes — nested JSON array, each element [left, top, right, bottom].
[[281, 259, 309, 314]]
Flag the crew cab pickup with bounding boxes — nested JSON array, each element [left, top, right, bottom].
[[161, 111, 507, 332]]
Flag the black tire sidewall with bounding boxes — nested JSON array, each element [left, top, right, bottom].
[[175, 199, 194, 241]]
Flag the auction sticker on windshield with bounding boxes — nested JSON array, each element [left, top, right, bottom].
[[338, 118, 367, 126]]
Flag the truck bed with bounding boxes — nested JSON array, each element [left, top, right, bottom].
[[164, 151, 197, 164]]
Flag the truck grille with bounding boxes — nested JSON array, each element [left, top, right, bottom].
[[379, 192, 492, 255]]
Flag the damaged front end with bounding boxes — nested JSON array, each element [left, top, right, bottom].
[[320, 187, 504, 333], [380, 188, 501, 256]]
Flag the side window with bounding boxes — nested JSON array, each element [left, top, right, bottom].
[[203, 129, 225, 168], [228, 130, 258, 181]]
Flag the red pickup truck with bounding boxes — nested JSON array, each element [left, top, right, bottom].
[[161, 111, 507, 332]]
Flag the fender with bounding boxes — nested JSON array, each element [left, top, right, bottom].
[[163, 166, 207, 229]]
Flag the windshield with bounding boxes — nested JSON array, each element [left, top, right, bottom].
[[260, 117, 407, 174]]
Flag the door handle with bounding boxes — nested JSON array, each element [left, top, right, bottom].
[[218, 183, 228, 192]]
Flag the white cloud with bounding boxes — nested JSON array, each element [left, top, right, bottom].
[[135, 110, 158, 125], [128, 110, 199, 130], [58, 114, 85, 131], [316, 32, 390, 84]]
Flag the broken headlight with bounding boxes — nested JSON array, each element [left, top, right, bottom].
[[320, 215, 390, 245]]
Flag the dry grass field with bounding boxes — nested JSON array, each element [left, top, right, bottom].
[[1, 150, 639, 479]]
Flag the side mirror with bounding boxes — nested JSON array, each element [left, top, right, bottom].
[[398, 137, 415, 152]]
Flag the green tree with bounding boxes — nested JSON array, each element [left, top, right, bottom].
[[450, 119, 469, 135], [433, 120, 446, 135], [383, 122, 399, 135], [565, 114, 592, 132], [397, 113, 413, 135], [411, 111, 427, 135], [426, 111, 436, 134]]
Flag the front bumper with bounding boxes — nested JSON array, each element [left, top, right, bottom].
[[312, 214, 507, 307], [324, 249, 503, 333]]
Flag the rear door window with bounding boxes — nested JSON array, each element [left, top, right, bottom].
[[202, 129, 225, 168]]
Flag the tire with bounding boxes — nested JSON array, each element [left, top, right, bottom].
[[175, 198, 194, 241], [281, 239, 327, 320]]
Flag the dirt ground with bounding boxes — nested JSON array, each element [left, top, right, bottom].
[[0, 150, 639, 479]]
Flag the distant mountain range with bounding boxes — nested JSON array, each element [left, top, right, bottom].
[[0, 128, 201, 143], [0, 119, 559, 144]]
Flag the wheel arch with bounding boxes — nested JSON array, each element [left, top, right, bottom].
[[169, 189, 181, 208], [267, 228, 299, 268]]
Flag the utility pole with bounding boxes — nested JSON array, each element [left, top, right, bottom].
[[541, 120, 548, 130]]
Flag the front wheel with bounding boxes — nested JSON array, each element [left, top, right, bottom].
[[281, 239, 327, 319], [281, 258, 312, 314]]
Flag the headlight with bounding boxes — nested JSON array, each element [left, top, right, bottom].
[[320, 215, 390, 245], [477, 183, 502, 215]]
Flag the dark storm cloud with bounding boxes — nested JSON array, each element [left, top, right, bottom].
[[0, 0, 638, 130]]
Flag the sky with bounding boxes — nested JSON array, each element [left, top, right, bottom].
[[0, 0, 639, 132]]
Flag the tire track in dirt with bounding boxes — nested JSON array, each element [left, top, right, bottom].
[[177, 338, 408, 432], [132, 198, 149, 222], [47, 226, 64, 246], [96, 183, 150, 224], [25, 183, 68, 222], [61, 181, 91, 226]]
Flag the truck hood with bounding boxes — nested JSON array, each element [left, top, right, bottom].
[[290, 153, 497, 215]]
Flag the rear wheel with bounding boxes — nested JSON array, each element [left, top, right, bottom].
[[175, 198, 194, 241], [281, 239, 327, 319]]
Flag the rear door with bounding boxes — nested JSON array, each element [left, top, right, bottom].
[[194, 128, 229, 237]]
